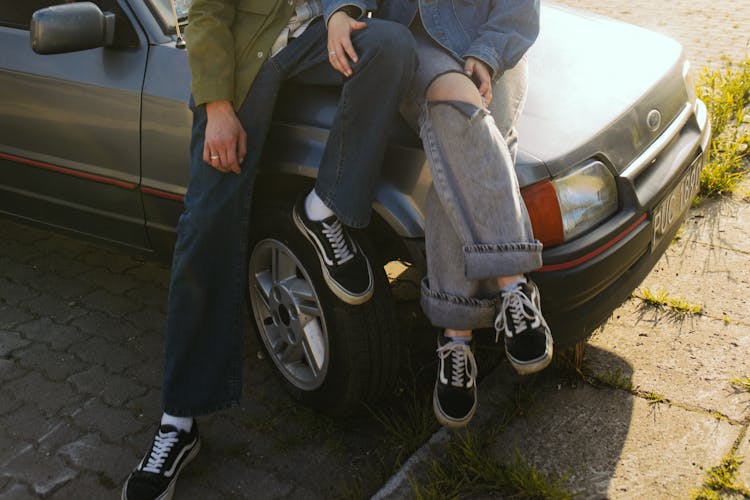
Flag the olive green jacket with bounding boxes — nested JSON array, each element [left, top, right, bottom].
[[186, 0, 297, 110]]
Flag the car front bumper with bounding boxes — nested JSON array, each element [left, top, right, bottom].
[[531, 99, 711, 347]]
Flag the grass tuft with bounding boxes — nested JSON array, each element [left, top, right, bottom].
[[693, 456, 750, 499], [411, 432, 574, 499], [637, 288, 703, 316], [730, 377, 750, 392], [696, 58, 750, 197]]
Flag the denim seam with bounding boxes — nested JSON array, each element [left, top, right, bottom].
[[421, 279, 496, 308]]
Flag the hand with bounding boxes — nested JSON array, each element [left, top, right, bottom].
[[203, 100, 247, 174], [327, 10, 367, 77], [464, 57, 493, 106]]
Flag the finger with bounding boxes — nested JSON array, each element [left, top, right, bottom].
[[342, 36, 358, 64], [203, 141, 211, 164], [350, 20, 367, 31], [464, 60, 475, 77], [237, 129, 247, 165], [328, 45, 346, 76], [334, 43, 352, 76]]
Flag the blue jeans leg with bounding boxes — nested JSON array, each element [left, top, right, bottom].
[[277, 18, 417, 228], [161, 61, 282, 416]]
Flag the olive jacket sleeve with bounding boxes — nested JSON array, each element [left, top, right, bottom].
[[186, 0, 295, 109]]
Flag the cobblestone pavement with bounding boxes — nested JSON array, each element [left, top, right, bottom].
[[2, 1, 750, 499]]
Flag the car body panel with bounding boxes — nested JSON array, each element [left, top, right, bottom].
[[0, 0, 711, 347]]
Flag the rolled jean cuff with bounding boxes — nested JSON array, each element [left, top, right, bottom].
[[463, 241, 543, 281], [420, 278, 498, 331], [162, 398, 240, 418]]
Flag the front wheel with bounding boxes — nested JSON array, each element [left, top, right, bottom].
[[247, 200, 400, 415]]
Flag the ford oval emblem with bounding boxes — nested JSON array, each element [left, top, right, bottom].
[[646, 109, 662, 132]]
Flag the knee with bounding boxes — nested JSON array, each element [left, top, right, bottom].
[[360, 20, 416, 69], [426, 73, 483, 108]]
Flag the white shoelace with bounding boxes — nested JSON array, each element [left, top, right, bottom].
[[494, 286, 542, 343], [142, 429, 179, 474], [321, 219, 355, 265], [437, 341, 477, 388]]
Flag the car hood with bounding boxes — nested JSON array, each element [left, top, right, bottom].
[[517, 3, 688, 180]]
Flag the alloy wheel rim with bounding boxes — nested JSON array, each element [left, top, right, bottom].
[[249, 239, 328, 390]]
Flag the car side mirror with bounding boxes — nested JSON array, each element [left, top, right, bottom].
[[30, 2, 115, 54]]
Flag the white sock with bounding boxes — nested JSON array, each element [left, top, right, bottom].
[[161, 413, 193, 432], [500, 276, 526, 292], [445, 332, 471, 344], [305, 189, 334, 221]]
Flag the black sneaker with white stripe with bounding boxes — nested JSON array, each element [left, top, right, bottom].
[[122, 422, 200, 500], [293, 195, 373, 305], [495, 278, 553, 375], [433, 334, 478, 429]]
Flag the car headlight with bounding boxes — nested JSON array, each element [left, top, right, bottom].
[[522, 160, 618, 247]]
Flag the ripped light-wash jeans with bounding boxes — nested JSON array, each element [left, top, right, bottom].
[[401, 23, 543, 331]]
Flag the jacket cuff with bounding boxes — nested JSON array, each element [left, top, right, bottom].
[[463, 47, 503, 79], [191, 80, 235, 108], [324, 2, 366, 27]]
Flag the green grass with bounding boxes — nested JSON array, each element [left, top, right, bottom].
[[411, 432, 574, 500], [692, 456, 750, 499], [696, 58, 750, 197], [636, 288, 704, 316], [593, 368, 633, 391], [643, 391, 667, 406], [730, 377, 750, 392]]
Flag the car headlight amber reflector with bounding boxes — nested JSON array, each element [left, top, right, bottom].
[[522, 160, 618, 247]]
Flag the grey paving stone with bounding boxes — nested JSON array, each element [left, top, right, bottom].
[[58, 433, 140, 485], [14, 342, 88, 381], [48, 471, 119, 499], [75, 267, 144, 295], [0, 304, 35, 330], [735, 429, 750, 493], [124, 359, 163, 389], [69, 398, 148, 442], [70, 310, 141, 344], [126, 307, 167, 335], [17, 292, 88, 324], [0, 387, 24, 416], [4, 405, 58, 442], [24, 272, 92, 301], [0, 278, 38, 306], [68, 365, 147, 407], [80, 288, 143, 318], [15, 318, 87, 350], [79, 250, 143, 274], [67, 335, 136, 374], [2, 445, 78, 496], [0, 331, 30, 356], [4, 372, 84, 417], [26, 253, 94, 279], [0, 483, 37, 500], [185, 457, 297, 500], [124, 261, 171, 286], [0, 239, 44, 263], [589, 306, 750, 421]]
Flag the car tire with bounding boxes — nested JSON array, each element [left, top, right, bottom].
[[247, 199, 400, 416]]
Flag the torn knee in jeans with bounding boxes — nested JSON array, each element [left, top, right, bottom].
[[426, 100, 487, 124]]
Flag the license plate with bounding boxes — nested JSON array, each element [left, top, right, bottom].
[[651, 155, 702, 250]]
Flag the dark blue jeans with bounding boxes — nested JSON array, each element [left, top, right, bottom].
[[161, 18, 416, 416]]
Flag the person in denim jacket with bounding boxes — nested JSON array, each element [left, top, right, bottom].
[[122, 1, 416, 498], [331, 0, 551, 428]]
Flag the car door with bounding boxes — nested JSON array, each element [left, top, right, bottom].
[[0, 0, 149, 249]]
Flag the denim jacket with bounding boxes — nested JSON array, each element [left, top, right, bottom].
[[324, 0, 540, 78]]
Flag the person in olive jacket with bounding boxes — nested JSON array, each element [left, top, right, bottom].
[[122, 0, 416, 498]]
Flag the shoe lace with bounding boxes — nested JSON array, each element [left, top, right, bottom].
[[437, 341, 477, 388], [321, 219, 355, 265], [142, 429, 179, 474], [494, 285, 541, 343]]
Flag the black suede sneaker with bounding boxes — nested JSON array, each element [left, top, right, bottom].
[[122, 422, 200, 500], [293, 195, 373, 305], [433, 334, 478, 429], [495, 278, 553, 375]]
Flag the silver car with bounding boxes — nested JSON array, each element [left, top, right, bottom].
[[0, 0, 710, 413]]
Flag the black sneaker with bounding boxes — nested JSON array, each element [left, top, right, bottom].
[[433, 334, 478, 428], [122, 423, 200, 500], [495, 278, 553, 375], [293, 195, 373, 305]]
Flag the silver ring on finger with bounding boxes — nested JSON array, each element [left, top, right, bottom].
[[329, 50, 336, 57], [210, 154, 219, 160]]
